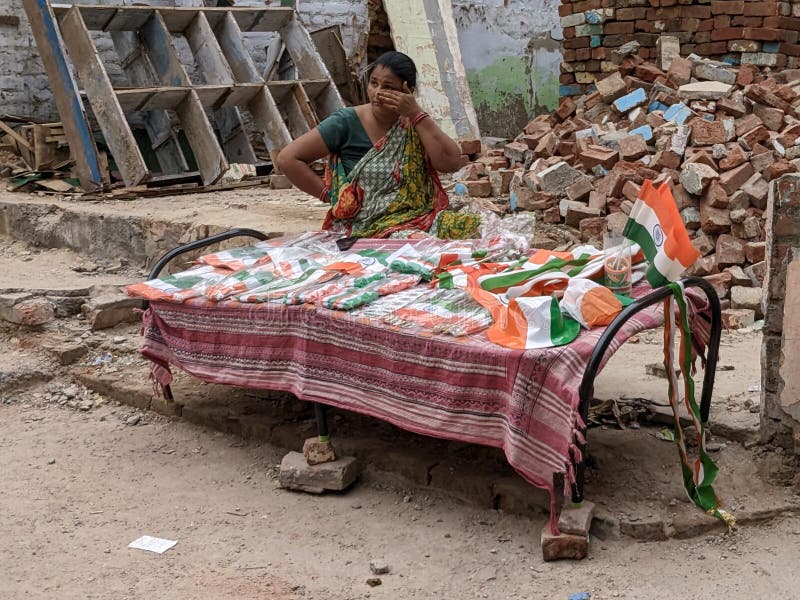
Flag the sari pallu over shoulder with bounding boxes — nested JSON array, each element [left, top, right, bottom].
[[320, 118, 450, 238]]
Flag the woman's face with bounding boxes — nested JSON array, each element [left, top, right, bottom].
[[368, 65, 406, 116]]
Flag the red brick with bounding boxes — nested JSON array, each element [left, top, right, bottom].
[[743, 27, 798, 43], [716, 234, 747, 267], [617, 7, 648, 20], [722, 308, 756, 330], [465, 179, 492, 198], [667, 56, 693, 87], [458, 162, 485, 181], [541, 527, 588, 561], [735, 113, 765, 138], [740, 125, 771, 149], [580, 144, 619, 169], [745, 242, 766, 263], [713, 15, 732, 29], [564, 38, 591, 49], [743, 2, 781, 17], [556, 97, 578, 121], [717, 96, 748, 118], [700, 205, 732, 234], [745, 84, 793, 112], [711, 27, 744, 41], [635, 64, 666, 82], [619, 135, 649, 161], [602, 34, 627, 48], [605, 21, 635, 35], [579, 217, 607, 242], [711, 0, 743, 15], [566, 177, 594, 202], [764, 160, 798, 182], [764, 16, 800, 30], [702, 180, 730, 209], [691, 119, 727, 146], [731, 16, 764, 27], [719, 145, 748, 171], [621, 179, 641, 201], [719, 162, 756, 195], [737, 64, 759, 86]]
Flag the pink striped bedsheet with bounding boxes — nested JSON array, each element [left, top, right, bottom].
[[140, 283, 672, 520]]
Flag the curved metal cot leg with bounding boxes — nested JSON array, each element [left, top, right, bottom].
[[570, 277, 722, 505]]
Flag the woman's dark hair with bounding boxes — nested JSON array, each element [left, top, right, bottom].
[[372, 51, 417, 90]]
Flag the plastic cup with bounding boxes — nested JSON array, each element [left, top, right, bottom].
[[603, 233, 632, 295]]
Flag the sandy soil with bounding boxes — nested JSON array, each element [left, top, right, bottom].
[[3, 397, 800, 600]]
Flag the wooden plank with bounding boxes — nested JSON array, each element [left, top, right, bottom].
[[104, 8, 154, 32], [115, 88, 191, 112], [0, 120, 30, 150], [247, 87, 292, 164], [191, 85, 229, 108], [216, 12, 262, 84], [53, 6, 294, 33], [227, 8, 293, 33], [282, 90, 311, 139], [223, 83, 264, 107], [109, 30, 188, 174], [293, 83, 319, 128], [175, 91, 227, 185], [302, 79, 332, 101], [185, 12, 256, 165], [141, 11, 227, 185], [263, 41, 285, 82], [22, 0, 105, 190], [278, 15, 343, 118], [213, 107, 256, 164], [185, 12, 235, 86], [140, 12, 191, 87], [52, 4, 116, 30], [33, 125, 57, 170], [59, 6, 147, 187]]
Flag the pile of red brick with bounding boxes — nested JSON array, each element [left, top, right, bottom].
[[559, 0, 800, 97], [455, 48, 800, 328]]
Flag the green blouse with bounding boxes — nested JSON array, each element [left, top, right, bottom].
[[317, 107, 374, 176]]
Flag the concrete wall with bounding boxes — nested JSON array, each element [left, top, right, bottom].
[[762, 175, 800, 455], [451, 0, 562, 139], [0, 0, 54, 120], [2, 0, 562, 136]]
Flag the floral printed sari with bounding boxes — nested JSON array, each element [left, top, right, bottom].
[[321, 118, 477, 239]]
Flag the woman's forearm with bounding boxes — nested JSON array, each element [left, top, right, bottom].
[[413, 117, 463, 172], [278, 156, 325, 199]]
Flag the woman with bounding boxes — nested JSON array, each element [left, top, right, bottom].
[[277, 51, 479, 239]]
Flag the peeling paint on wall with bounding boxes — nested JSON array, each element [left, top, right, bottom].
[[452, 0, 561, 137]]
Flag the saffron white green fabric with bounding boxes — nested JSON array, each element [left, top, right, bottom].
[[623, 180, 700, 287]]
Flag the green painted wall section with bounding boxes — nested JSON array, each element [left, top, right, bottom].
[[467, 56, 531, 114], [533, 69, 559, 113], [466, 55, 559, 137]]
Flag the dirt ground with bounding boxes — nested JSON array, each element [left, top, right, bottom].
[[2, 192, 800, 599]]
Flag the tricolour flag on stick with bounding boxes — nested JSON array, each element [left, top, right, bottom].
[[622, 180, 700, 288]]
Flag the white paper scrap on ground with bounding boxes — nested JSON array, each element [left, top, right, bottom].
[[128, 535, 178, 554]]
